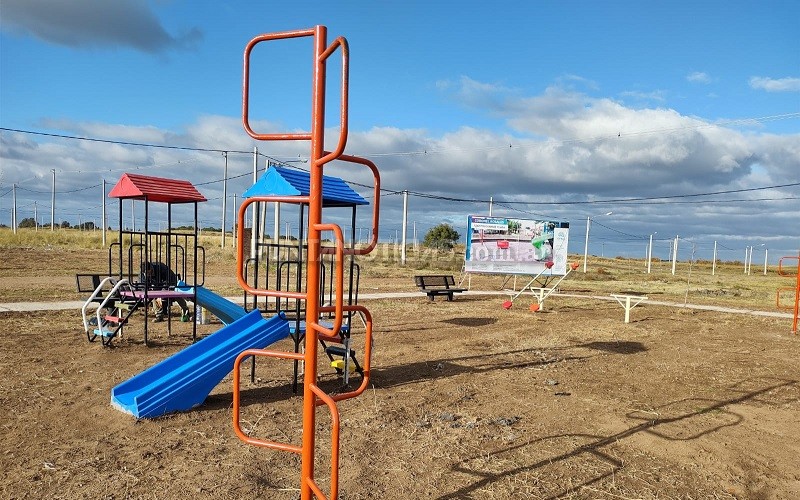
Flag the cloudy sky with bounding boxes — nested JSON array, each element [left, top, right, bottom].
[[1, 0, 798, 263]]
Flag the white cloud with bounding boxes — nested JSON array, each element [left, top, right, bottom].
[[436, 76, 519, 114], [749, 76, 800, 92], [554, 74, 599, 91], [1, 84, 798, 257], [41, 119, 169, 144], [687, 72, 711, 84]]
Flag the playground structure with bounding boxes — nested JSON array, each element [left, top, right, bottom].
[[776, 254, 800, 334], [231, 26, 380, 500], [75, 173, 317, 421], [502, 261, 580, 311], [76, 25, 380, 499], [80, 173, 207, 346], [238, 165, 370, 389]]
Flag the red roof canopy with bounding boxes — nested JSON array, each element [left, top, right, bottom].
[[108, 173, 207, 204]]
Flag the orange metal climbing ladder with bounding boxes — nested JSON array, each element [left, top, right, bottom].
[[776, 254, 800, 334], [231, 26, 380, 499]]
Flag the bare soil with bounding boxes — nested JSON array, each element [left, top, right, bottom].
[[1, 243, 798, 499]]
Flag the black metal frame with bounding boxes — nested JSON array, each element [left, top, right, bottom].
[[110, 197, 204, 346], [242, 200, 363, 390]]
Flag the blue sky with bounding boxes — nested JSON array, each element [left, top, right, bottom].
[[1, 0, 798, 263]]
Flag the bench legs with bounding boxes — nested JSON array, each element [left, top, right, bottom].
[[611, 295, 648, 323], [424, 291, 462, 301]]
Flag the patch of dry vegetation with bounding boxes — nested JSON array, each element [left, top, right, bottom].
[[0, 227, 793, 314]]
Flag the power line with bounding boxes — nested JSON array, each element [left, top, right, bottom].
[[0, 127, 250, 154], [0, 126, 310, 163], [399, 183, 799, 206], [2, 125, 798, 215], [5, 109, 798, 165], [591, 219, 646, 240], [17, 183, 101, 195]]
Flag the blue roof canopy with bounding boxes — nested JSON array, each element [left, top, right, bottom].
[[242, 166, 368, 207]]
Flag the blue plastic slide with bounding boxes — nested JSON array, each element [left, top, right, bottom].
[[111, 310, 289, 418], [182, 285, 247, 325]]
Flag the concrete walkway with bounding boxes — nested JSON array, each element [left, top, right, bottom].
[[0, 290, 792, 320]]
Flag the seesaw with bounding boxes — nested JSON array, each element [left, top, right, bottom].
[[502, 261, 580, 311]]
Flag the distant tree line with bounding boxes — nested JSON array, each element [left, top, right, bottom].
[[15, 218, 100, 230]]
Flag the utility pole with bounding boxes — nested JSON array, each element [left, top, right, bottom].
[[12, 183, 16, 234], [712, 240, 717, 276], [221, 152, 228, 248], [401, 190, 408, 265], [232, 193, 237, 250], [50, 169, 55, 230], [102, 179, 107, 247], [251, 146, 258, 258], [743, 247, 748, 274], [489, 196, 493, 216], [583, 216, 591, 273], [582, 212, 612, 273], [273, 200, 280, 258], [671, 236, 678, 275], [34, 201, 37, 231]]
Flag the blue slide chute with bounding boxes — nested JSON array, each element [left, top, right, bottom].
[[111, 310, 289, 418], [182, 285, 247, 325]]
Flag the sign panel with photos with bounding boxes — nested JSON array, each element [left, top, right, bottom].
[[465, 215, 570, 275]]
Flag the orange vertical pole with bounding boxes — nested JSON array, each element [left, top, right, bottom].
[[238, 25, 365, 499], [794, 253, 799, 334], [777, 255, 800, 335], [300, 24, 326, 500]]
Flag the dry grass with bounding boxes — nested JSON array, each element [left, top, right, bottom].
[[0, 227, 795, 315], [1, 231, 799, 499]]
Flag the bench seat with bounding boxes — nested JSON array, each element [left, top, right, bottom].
[[414, 275, 466, 301]]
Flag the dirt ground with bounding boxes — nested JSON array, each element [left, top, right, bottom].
[[1, 244, 799, 499]]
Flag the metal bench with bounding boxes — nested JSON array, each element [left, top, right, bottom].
[[414, 275, 466, 301]]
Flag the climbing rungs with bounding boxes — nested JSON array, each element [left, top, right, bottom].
[[93, 328, 116, 338], [104, 315, 124, 323], [318, 333, 343, 343], [325, 345, 355, 358], [116, 303, 133, 311]]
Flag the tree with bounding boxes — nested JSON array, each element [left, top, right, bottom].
[[423, 223, 460, 250], [18, 217, 37, 228], [60, 221, 71, 228]]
